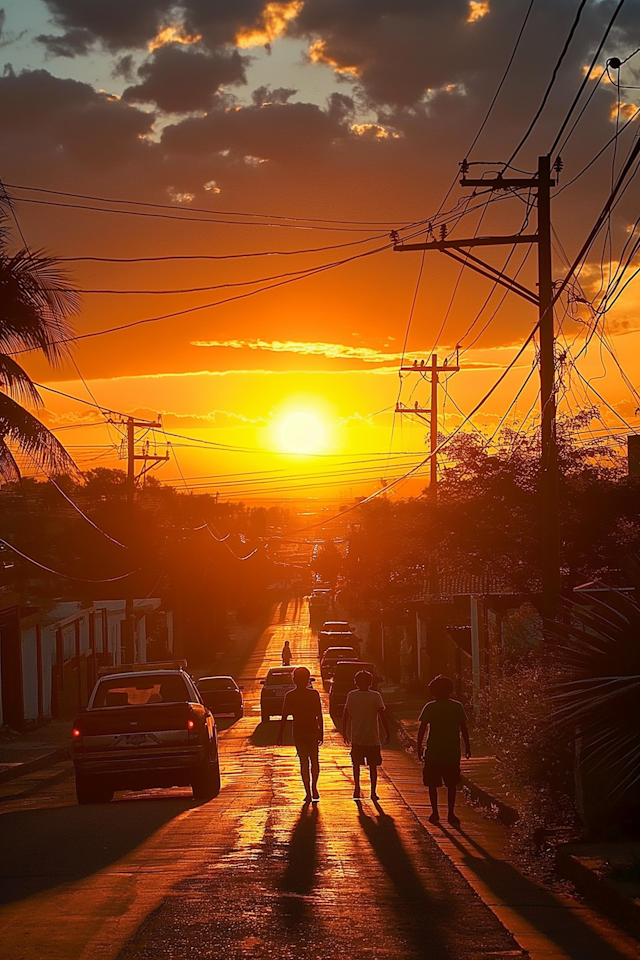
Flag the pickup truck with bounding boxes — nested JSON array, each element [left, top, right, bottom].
[[72, 664, 220, 804]]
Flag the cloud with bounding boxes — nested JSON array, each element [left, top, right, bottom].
[[235, 0, 303, 49], [41, 0, 175, 52], [123, 43, 247, 113], [37, 27, 94, 58], [189, 338, 520, 369], [0, 68, 155, 168]]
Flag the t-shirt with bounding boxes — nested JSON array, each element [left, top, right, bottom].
[[345, 689, 386, 746], [281, 687, 322, 742], [418, 698, 468, 764]]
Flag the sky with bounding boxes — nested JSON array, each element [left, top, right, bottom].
[[1, 0, 640, 501]]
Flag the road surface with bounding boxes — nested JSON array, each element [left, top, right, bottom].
[[0, 599, 637, 960]]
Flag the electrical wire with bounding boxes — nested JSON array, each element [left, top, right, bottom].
[[0, 536, 137, 582], [506, 0, 590, 167]]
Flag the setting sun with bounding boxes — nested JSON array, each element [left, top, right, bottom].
[[278, 411, 326, 454]]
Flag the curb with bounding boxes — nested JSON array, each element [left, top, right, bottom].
[[557, 847, 640, 941], [0, 746, 71, 785]]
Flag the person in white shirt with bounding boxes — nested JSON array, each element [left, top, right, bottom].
[[342, 670, 390, 800]]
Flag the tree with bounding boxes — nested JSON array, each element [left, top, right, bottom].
[[0, 196, 80, 482]]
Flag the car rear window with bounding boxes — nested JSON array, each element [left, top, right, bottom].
[[265, 671, 294, 684], [323, 648, 356, 661], [198, 678, 236, 691], [93, 674, 191, 707], [333, 663, 376, 683]]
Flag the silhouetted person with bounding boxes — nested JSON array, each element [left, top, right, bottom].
[[342, 670, 390, 800], [417, 675, 471, 827], [278, 666, 323, 802], [282, 640, 292, 666]]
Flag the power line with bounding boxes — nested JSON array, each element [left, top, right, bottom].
[[506, 0, 589, 166], [0, 536, 136, 582], [549, 0, 630, 157], [4, 182, 409, 228], [466, 0, 537, 157]]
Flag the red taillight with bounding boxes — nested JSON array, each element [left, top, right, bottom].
[[187, 719, 195, 730], [72, 728, 81, 738]]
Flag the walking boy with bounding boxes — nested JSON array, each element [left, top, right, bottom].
[[342, 670, 390, 800], [278, 666, 323, 802], [417, 675, 470, 827]]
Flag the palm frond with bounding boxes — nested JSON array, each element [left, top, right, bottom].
[[0, 392, 80, 479], [0, 357, 43, 407], [0, 437, 21, 484], [0, 248, 80, 363], [552, 583, 640, 802]]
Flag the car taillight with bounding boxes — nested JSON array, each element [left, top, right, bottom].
[[73, 728, 81, 738], [187, 719, 195, 730]]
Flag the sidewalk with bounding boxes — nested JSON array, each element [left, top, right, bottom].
[[393, 710, 640, 944], [0, 720, 72, 784]]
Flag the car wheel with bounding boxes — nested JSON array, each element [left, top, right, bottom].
[[234, 708, 243, 719], [76, 775, 114, 805], [192, 754, 221, 801]]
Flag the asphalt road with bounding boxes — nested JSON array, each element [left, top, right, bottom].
[[0, 599, 637, 960]]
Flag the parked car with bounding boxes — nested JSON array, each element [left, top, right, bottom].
[[328, 660, 380, 721], [260, 666, 296, 722], [197, 676, 243, 718], [72, 662, 220, 804], [309, 595, 331, 629], [320, 646, 358, 683], [321, 620, 350, 632], [318, 628, 359, 659]]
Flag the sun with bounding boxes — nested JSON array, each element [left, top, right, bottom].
[[278, 411, 326, 454]]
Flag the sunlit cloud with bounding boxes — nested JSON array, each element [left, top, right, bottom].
[[236, 1, 303, 49], [467, 1, 490, 23], [192, 338, 403, 362], [167, 186, 195, 204], [308, 39, 362, 77], [351, 122, 400, 140], [148, 24, 202, 52]]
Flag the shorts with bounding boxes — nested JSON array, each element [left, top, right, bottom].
[[351, 744, 383, 767], [422, 761, 461, 788], [294, 737, 319, 763]]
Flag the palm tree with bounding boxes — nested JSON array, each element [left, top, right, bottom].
[[0, 195, 80, 482]]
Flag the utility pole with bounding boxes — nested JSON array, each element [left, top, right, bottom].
[[111, 416, 169, 663], [395, 155, 560, 625], [395, 351, 460, 499], [396, 352, 461, 594]]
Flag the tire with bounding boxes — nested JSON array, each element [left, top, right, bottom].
[[234, 708, 243, 719], [76, 775, 114, 805], [192, 755, 221, 801]]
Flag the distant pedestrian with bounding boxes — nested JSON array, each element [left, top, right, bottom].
[[277, 666, 323, 803], [417, 675, 471, 827], [281, 640, 292, 666], [342, 670, 390, 800]]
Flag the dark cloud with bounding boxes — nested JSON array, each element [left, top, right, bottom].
[[0, 69, 155, 167], [123, 43, 247, 113], [36, 27, 94, 58], [112, 54, 136, 82], [41, 0, 174, 51], [251, 86, 297, 106], [161, 98, 354, 164]]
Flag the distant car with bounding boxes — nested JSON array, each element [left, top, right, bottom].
[[197, 676, 243, 718], [72, 664, 220, 804], [329, 660, 380, 721], [321, 620, 350, 632], [318, 629, 359, 659], [260, 666, 296, 722], [309, 595, 331, 628], [320, 646, 358, 683]]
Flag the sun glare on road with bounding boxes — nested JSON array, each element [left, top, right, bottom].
[[278, 411, 325, 454]]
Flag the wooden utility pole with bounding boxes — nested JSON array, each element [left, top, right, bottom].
[[111, 416, 169, 662], [395, 155, 560, 624], [396, 352, 460, 499], [396, 353, 460, 595]]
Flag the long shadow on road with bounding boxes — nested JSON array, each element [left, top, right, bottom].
[[356, 801, 454, 959], [443, 825, 633, 960], [0, 797, 195, 905]]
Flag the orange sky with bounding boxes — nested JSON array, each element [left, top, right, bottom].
[[3, 0, 640, 499]]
